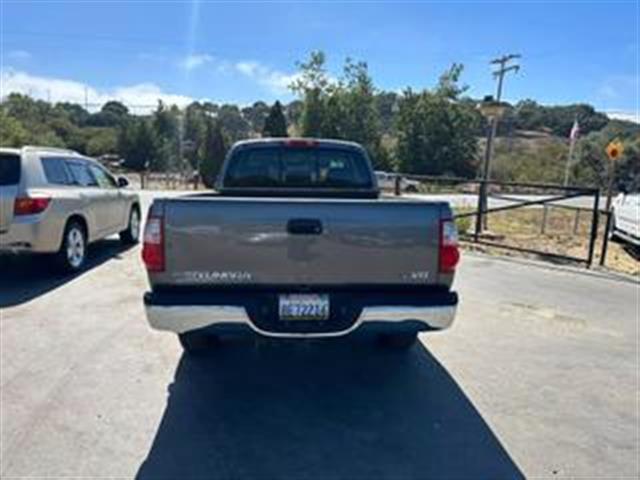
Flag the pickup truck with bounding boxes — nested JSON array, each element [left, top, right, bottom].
[[142, 138, 459, 353]]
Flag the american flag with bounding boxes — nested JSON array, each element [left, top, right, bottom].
[[569, 118, 580, 142]]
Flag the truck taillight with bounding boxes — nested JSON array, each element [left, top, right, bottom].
[[14, 196, 51, 215], [439, 219, 460, 274], [142, 214, 165, 272]]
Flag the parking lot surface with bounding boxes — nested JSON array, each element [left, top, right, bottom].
[[1, 213, 638, 478]]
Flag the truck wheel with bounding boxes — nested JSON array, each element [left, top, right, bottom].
[[120, 207, 140, 245], [378, 332, 418, 350], [179, 331, 217, 354], [55, 221, 87, 273], [405, 185, 419, 193]]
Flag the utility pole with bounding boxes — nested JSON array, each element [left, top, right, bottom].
[[479, 53, 521, 231], [491, 54, 521, 103]]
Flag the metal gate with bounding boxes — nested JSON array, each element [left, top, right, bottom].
[[392, 175, 601, 268]]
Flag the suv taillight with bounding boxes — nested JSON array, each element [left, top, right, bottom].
[[439, 219, 460, 274], [14, 196, 51, 215], [142, 214, 165, 272]]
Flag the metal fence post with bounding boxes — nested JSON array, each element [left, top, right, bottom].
[[394, 175, 401, 196], [599, 211, 613, 267], [474, 180, 485, 242], [573, 209, 580, 234], [587, 189, 600, 268], [540, 205, 549, 235]]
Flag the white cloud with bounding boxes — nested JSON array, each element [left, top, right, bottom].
[[234, 61, 299, 95], [178, 53, 213, 71], [6, 50, 31, 61], [1, 68, 198, 113], [606, 111, 639, 124]]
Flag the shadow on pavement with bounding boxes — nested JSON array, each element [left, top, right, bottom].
[[0, 238, 134, 308], [137, 337, 523, 480]]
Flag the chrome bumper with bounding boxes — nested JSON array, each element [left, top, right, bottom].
[[144, 304, 456, 338]]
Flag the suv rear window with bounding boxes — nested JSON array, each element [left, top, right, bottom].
[[0, 154, 21, 186], [224, 147, 373, 189], [42, 157, 73, 185]]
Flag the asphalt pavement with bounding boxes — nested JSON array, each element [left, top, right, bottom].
[[0, 214, 638, 478]]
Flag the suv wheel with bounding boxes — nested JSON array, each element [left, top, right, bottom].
[[56, 221, 87, 273], [120, 207, 140, 245], [378, 332, 418, 350], [179, 331, 217, 354]]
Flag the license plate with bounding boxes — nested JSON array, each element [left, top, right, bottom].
[[279, 294, 329, 321]]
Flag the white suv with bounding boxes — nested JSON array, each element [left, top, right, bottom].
[[0, 146, 140, 271]]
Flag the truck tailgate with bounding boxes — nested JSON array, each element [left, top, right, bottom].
[[157, 197, 448, 287]]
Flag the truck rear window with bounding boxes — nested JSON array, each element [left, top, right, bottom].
[[224, 147, 373, 189], [0, 154, 21, 186]]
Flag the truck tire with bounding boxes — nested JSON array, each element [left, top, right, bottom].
[[378, 332, 418, 350], [178, 331, 217, 354], [55, 220, 88, 273], [120, 206, 140, 245]]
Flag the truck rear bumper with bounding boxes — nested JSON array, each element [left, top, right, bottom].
[[143, 289, 457, 338]]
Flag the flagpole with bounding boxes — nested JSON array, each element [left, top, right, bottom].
[[564, 138, 575, 186], [564, 117, 579, 186]]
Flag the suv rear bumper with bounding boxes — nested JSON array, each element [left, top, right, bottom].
[[143, 289, 457, 338], [0, 214, 62, 253]]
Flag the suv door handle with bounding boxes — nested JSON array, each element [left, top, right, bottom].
[[287, 218, 323, 235]]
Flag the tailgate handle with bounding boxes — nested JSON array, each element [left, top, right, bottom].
[[287, 218, 323, 235]]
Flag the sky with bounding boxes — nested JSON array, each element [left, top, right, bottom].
[[0, 0, 638, 121]]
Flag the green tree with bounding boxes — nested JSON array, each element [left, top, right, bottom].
[[199, 119, 228, 188], [290, 51, 331, 137], [86, 101, 129, 127], [242, 101, 270, 133], [375, 92, 399, 134], [262, 101, 288, 137], [85, 128, 117, 156], [183, 102, 207, 168], [395, 74, 478, 177], [53, 102, 90, 126], [0, 110, 29, 146], [217, 104, 251, 142], [151, 101, 180, 171], [119, 120, 156, 172], [337, 59, 384, 166]]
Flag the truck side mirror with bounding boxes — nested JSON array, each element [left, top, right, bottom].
[[117, 176, 129, 188]]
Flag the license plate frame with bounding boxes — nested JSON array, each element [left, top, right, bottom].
[[278, 294, 330, 321]]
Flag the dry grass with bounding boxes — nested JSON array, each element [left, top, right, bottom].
[[457, 207, 639, 276]]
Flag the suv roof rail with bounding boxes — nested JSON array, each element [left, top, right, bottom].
[[23, 145, 81, 155]]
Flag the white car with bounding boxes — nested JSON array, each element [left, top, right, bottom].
[[0, 146, 141, 271], [611, 191, 639, 247], [374, 171, 420, 193]]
